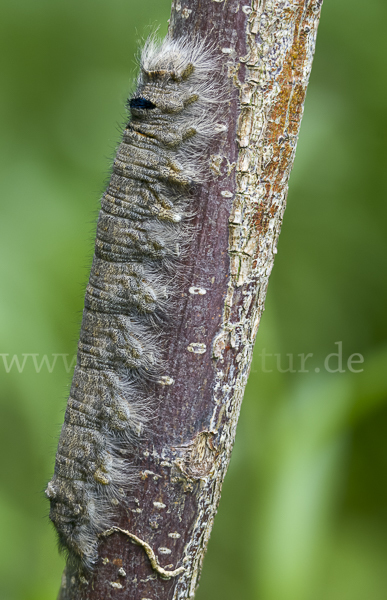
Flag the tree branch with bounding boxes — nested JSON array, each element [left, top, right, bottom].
[[57, 0, 323, 598]]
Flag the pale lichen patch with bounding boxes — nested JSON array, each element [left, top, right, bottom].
[[158, 376, 175, 385], [210, 154, 224, 175], [189, 286, 206, 295], [110, 581, 123, 589], [187, 342, 207, 354]]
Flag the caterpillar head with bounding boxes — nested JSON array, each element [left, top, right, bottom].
[[129, 64, 198, 117]]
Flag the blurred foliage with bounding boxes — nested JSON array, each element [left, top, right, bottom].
[[0, 0, 386, 599]]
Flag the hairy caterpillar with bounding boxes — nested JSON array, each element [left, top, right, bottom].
[[45, 35, 222, 569]]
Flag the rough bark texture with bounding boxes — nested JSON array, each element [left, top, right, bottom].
[[57, 0, 322, 598]]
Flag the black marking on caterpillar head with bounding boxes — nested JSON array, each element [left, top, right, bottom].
[[46, 34, 224, 571], [129, 97, 157, 110]]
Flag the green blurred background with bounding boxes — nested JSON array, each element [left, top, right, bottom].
[[0, 0, 386, 598]]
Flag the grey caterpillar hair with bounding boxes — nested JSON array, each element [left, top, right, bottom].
[[45, 34, 223, 570]]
